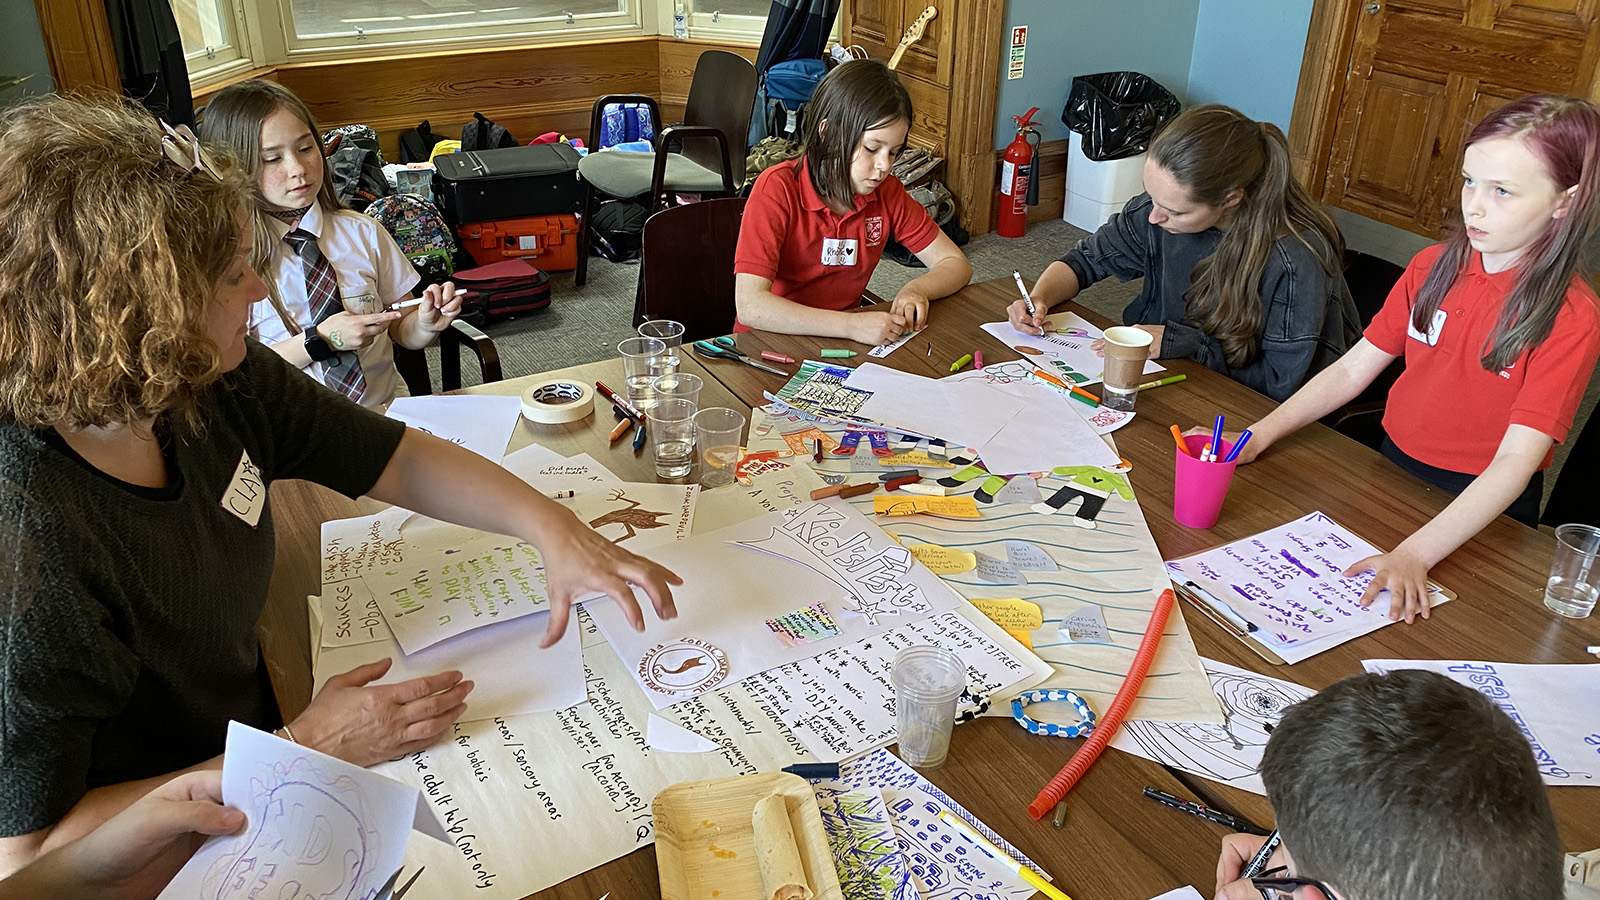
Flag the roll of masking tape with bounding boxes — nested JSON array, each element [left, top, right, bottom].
[[520, 380, 594, 424]]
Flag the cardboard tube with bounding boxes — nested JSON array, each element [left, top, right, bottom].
[[752, 793, 813, 900]]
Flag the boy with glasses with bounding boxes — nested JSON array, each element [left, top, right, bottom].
[[1215, 669, 1562, 900]]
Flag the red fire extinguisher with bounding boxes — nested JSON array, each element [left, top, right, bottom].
[[999, 107, 1042, 238]]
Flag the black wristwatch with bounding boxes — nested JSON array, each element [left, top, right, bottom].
[[304, 330, 336, 362]]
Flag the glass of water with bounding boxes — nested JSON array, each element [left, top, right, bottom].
[[695, 407, 745, 488], [1545, 523, 1600, 618], [649, 397, 697, 479], [638, 319, 685, 377], [618, 336, 667, 409]]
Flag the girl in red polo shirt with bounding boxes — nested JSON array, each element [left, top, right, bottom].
[[1231, 94, 1600, 623], [734, 59, 972, 344]]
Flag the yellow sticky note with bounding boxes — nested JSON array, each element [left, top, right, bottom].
[[1004, 628, 1034, 649], [873, 495, 982, 519], [908, 543, 977, 574], [969, 597, 1044, 632], [878, 450, 957, 469]]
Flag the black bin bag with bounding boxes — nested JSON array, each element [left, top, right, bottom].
[[1062, 72, 1182, 162]]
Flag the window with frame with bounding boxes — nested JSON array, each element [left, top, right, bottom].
[[173, 0, 250, 71]]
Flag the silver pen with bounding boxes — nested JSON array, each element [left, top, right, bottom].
[[1183, 580, 1259, 633], [1012, 269, 1037, 317]]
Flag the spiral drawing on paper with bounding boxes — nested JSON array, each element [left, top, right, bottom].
[[1119, 663, 1315, 784]]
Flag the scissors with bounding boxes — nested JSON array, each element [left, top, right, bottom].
[[692, 336, 790, 376], [376, 866, 424, 900]]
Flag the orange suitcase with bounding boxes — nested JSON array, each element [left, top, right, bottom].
[[456, 214, 580, 271]]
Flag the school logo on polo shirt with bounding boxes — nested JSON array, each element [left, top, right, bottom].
[[865, 216, 885, 246]]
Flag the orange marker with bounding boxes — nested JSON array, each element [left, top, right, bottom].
[[1170, 424, 1193, 458]]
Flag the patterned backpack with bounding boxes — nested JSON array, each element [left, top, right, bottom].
[[362, 194, 462, 287]]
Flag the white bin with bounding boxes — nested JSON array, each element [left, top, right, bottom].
[[1063, 130, 1147, 232]]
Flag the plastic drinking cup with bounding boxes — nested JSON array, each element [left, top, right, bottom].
[[890, 645, 967, 768], [695, 407, 745, 488], [649, 372, 703, 412], [638, 319, 685, 375], [1173, 434, 1238, 529], [1545, 523, 1600, 618], [618, 336, 668, 408], [1101, 326, 1153, 411], [649, 397, 697, 479]]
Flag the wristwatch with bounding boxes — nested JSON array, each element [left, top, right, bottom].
[[304, 330, 336, 362]]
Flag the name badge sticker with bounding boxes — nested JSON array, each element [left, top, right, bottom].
[[1406, 308, 1447, 346], [821, 238, 858, 267], [221, 448, 266, 527]]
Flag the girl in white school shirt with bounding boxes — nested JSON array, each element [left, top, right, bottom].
[[199, 79, 460, 409]]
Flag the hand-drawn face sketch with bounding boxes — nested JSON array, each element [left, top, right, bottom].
[[1116, 661, 1316, 789], [204, 758, 384, 900]]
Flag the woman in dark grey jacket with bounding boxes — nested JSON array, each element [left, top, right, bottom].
[[1009, 105, 1359, 402]]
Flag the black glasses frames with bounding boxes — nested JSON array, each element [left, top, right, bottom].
[[1252, 865, 1337, 900]]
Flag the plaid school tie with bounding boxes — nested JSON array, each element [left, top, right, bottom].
[[284, 228, 367, 401]]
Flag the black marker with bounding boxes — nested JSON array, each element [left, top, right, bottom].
[[783, 762, 841, 780], [1142, 787, 1269, 835]]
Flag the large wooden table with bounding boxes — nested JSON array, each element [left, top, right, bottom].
[[258, 281, 1600, 900]]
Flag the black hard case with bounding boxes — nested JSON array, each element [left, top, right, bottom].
[[432, 144, 584, 224]]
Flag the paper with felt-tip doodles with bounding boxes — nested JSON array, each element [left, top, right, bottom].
[[874, 494, 982, 518], [585, 500, 965, 708]]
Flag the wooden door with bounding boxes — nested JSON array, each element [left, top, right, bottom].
[[1304, 0, 1600, 237]]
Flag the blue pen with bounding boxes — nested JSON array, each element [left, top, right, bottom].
[[1223, 430, 1253, 463], [1209, 414, 1226, 463]]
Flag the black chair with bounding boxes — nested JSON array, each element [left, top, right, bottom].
[[1541, 402, 1599, 527], [635, 198, 747, 343], [575, 49, 758, 286], [1321, 250, 1408, 449], [393, 319, 504, 395]]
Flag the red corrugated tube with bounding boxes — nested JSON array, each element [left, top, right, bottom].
[[1027, 588, 1175, 819]]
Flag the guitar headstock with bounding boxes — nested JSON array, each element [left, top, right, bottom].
[[902, 5, 937, 46]]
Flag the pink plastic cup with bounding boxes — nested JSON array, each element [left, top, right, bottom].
[[1173, 434, 1237, 528]]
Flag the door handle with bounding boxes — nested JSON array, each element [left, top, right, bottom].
[[1365, 1, 1380, 13]]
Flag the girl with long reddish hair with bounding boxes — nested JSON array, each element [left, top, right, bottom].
[[1225, 94, 1600, 622]]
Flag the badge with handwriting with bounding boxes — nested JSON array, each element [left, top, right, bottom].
[[220, 448, 266, 527], [821, 237, 858, 266], [1406, 308, 1447, 346]]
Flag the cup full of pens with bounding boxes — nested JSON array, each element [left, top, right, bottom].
[[1171, 416, 1250, 529]]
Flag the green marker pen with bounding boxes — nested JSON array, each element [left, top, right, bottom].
[[820, 349, 857, 359]]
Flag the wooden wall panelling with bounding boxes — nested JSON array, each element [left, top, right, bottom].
[[273, 38, 661, 160], [32, 0, 121, 93], [986, 137, 1066, 231], [944, 0, 1004, 235]]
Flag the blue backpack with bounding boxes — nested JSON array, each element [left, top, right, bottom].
[[751, 58, 828, 146]]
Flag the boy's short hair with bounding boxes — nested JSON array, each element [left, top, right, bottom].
[[1262, 670, 1561, 900]]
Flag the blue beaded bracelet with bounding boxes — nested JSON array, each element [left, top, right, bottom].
[[1011, 689, 1097, 738]]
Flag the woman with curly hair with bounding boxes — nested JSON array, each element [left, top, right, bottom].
[[0, 96, 681, 874]]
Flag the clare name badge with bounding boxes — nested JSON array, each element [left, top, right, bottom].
[[220, 448, 266, 527], [821, 237, 858, 267], [1407, 308, 1447, 346]]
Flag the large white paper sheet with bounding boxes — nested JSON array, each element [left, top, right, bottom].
[[315, 608, 586, 721], [952, 359, 1134, 435], [1362, 659, 1600, 786], [980, 314, 1163, 387], [160, 723, 443, 900], [848, 363, 1027, 450], [1165, 511, 1449, 664], [949, 373, 1123, 475], [387, 394, 523, 461], [1111, 658, 1316, 795], [379, 621, 814, 899], [587, 500, 965, 708], [500, 444, 621, 484]]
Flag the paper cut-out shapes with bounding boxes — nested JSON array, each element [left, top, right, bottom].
[[765, 602, 843, 647], [734, 449, 795, 485], [937, 456, 1011, 504], [991, 476, 1042, 505], [877, 450, 957, 470], [638, 638, 730, 696], [1060, 606, 1110, 643], [907, 543, 978, 574], [1050, 465, 1135, 499], [646, 715, 721, 753], [782, 426, 839, 456], [832, 428, 892, 456], [587, 488, 674, 542], [1004, 540, 1057, 572], [1032, 482, 1110, 528], [872, 495, 982, 518], [974, 551, 1027, 585], [892, 436, 950, 460]]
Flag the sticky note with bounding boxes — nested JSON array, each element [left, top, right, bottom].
[[973, 551, 1027, 585], [1060, 606, 1110, 643], [1004, 540, 1058, 572], [907, 543, 977, 574], [873, 495, 982, 519], [1005, 629, 1033, 649], [969, 597, 1044, 631], [992, 477, 1042, 505], [765, 602, 842, 647], [878, 450, 957, 470]]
